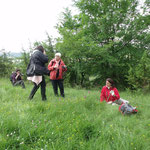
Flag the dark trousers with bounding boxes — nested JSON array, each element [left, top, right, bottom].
[[13, 80, 25, 89], [29, 76, 46, 100], [51, 80, 65, 97]]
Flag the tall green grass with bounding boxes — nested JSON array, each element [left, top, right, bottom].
[[0, 79, 150, 150]]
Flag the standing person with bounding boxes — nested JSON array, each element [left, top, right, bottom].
[[27, 46, 50, 101], [100, 78, 129, 105], [10, 69, 25, 89], [48, 53, 67, 97]]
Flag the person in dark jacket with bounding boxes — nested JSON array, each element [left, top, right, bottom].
[[27, 46, 50, 101], [48, 53, 67, 97], [11, 69, 25, 89]]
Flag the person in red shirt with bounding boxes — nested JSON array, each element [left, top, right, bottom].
[[100, 78, 129, 105], [48, 53, 67, 97]]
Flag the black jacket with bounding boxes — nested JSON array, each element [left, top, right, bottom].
[[27, 50, 50, 76]]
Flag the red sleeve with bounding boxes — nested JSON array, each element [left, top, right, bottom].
[[48, 61, 54, 71], [113, 88, 120, 100], [100, 87, 106, 102]]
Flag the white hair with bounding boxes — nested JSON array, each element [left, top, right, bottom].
[[55, 53, 61, 57]]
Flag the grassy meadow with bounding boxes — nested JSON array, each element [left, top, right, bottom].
[[0, 78, 150, 150]]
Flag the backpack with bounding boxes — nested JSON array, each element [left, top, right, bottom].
[[10, 72, 15, 81], [10, 72, 16, 85], [27, 53, 50, 77], [119, 103, 138, 115]]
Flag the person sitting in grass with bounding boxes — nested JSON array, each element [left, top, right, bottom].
[[48, 53, 67, 97], [10, 69, 25, 89], [100, 78, 129, 105]]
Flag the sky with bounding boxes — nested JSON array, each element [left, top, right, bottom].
[[0, 0, 145, 53], [0, 0, 76, 52]]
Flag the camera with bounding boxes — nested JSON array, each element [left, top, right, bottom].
[[62, 66, 66, 69]]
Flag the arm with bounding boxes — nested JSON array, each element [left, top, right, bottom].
[[20, 75, 23, 80], [100, 87, 105, 102], [37, 51, 49, 64], [15, 74, 19, 80], [48, 61, 55, 71], [113, 88, 120, 100], [62, 61, 67, 72]]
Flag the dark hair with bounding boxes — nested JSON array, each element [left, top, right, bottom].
[[106, 78, 115, 87], [35, 45, 45, 53], [16, 69, 20, 72]]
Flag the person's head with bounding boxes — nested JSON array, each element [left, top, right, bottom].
[[16, 69, 21, 75], [106, 78, 115, 88], [35, 45, 45, 53], [55, 53, 61, 61]]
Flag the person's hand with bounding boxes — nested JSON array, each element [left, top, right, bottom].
[[110, 90, 115, 96], [62, 65, 67, 69], [54, 65, 58, 69], [43, 50, 46, 55], [107, 101, 112, 104]]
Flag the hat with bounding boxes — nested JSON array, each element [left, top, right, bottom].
[[55, 53, 61, 57]]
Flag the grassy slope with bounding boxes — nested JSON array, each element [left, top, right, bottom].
[[0, 79, 150, 150]]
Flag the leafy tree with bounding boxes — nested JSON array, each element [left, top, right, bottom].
[[127, 51, 150, 90], [0, 49, 14, 77], [16, 49, 30, 80], [56, 0, 150, 88], [34, 33, 54, 61]]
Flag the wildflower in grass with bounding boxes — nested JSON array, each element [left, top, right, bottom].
[[84, 96, 87, 99], [20, 142, 24, 145], [17, 137, 20, 141], [88, 91, 91, 94]]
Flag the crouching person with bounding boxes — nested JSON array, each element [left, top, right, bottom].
[[48, 53, 67, 97], [10, 69, 25, 89], [27, 46, 50, 101], [100, 78, 129, 105]]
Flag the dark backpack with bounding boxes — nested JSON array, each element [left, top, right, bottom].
[[27, 54, 50, 77], [10, 72, 15, 81], [119, 103, 138, 115], [10, 72, 16, 85]]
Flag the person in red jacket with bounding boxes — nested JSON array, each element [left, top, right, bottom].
[[100, 78, 129, 105], [48, 53, 67, 97]]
